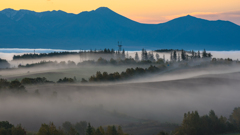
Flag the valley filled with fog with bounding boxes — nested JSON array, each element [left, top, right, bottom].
[[0, 49, 240, 135]]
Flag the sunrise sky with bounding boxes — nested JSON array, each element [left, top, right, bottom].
[[1, 0, 240, 25]]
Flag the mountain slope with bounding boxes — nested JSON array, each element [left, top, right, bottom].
[[0, 7, 240, 50]]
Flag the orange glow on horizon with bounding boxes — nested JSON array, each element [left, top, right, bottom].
[[0, 0, 240, 25]]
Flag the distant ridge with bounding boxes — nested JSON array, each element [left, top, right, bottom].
[[0, 7, 240, 50]]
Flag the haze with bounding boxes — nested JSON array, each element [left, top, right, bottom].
[[0, 52, 240, 133]]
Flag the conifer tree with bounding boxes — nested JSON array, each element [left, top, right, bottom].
[[135, 52, 139, 61]]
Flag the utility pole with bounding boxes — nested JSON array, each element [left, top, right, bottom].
[[118, 41, 122, 52]]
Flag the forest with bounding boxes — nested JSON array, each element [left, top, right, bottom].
[[13, 48, 119, 60], [0, 107, 240, 135]]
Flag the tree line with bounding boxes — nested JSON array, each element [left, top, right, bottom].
[[0, 121, 129, 135], [173, 107, 240, 135], [1, 107, 240, 135], [0, 79, 26, 92], [14, 48, 214, 69], [170, 49, 212, 61], [0, 121, 26, 135], [13, 48, 211, 63], [0, 64, 167, 92], [0, 77, 79, 93], [0, 58, 10, 69], [13, 48, 125, 60], [89, 65, 166, 82], [17, 57, 165, 69]]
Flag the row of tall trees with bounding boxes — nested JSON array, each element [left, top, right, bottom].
[[170, 49, 212, 61], [0, 121, 26, 135], [13, 48, 126, 60], [89, 65, 165, 82], [0, 76, 78, 92], [21, 77, 54, 85], [61, 121, 87, 135], [13, 51, 78, 60], [0, 121, 129, 135], [0, 79, 25, 91], [18, 56, 165, 69], [12, 48, 212, 63], [1, 107, 240, 135], [86, 124, 128, 135], [57, 77, 75, 83], [173, 107, 240, 135], [140, 49, 164, 62], [18, 60, 77, 68], [37, 122, 129, 135]]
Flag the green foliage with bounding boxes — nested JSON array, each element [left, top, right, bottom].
[[0, 121, 131, 135], [230, 107, 240, 130], [18, 60, 77, 68], [68, 127, 78, 135], [12, 124, 26, 135], [155, 49, 174, 52], [68, 61, 76, 66], [8, 80, 26, 92], [181, 50, 186, 60], [117, 126, 124, 135], [13, 51, 80, 60], [0, 78, 34, 92], [174, 110, 235, 135], [21, 77, 53, 85], [157, 131, 169, 135], [97, 57, 108, 65], [18, 61, 58, 68], [86, 123, 95, 135], [156, 59, 164, 64], [38, 122, 64, 135], [62, 121, 87, 135], [202, 49, 212, 58], [95, 126, 105, 135], [135, 52, 139, 61], [173, 50, 177, 61], [57, 77, 75, 83], [0, 121, 26, 135], [89, 65, 165, 82], [74, 121, 87, 135], [0, 121, 14, 130], [0, 79, 10, 89], [221, 133, 240, 135], [81, 78, 88, 83], [0, 127, 10, 135], [105, 126, 117, 135], [62, 121, 72, 132]]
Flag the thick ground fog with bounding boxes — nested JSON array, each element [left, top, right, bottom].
[[0, 65, 240, 132]]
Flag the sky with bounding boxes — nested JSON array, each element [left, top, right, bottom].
[[0, 0, 240, 25]]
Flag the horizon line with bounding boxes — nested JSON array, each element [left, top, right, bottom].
[[0, 7, 238, 25]]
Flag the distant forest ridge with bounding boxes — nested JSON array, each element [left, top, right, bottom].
[[12, 49, 205, 60]]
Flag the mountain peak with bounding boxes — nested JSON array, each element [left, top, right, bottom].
[[1, 8, 16, 12], [186, 14, 194, 17], [95, 7, 112, 11], [0, 8, 18, 18], [166, 14, 203, 24], [94, 7, 115, 14], [182, 15, 198, 19]]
